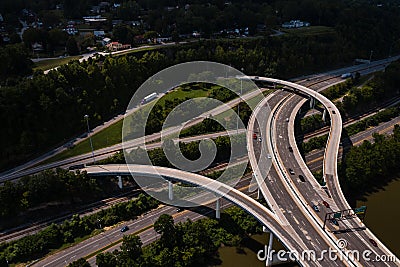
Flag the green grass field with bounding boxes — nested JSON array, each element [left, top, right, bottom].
[[33, 56, 83, 71], [45, 86, 212, 163], [113, 45, 163, 56], [44, 86, 271, 164], [283, 26, 336, 37]]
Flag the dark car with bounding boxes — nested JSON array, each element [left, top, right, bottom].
[[322, 200, 330, 208], [312, 204, 319, 212], [369, 239, 378, 247], [289, 168, 295, 175], [288, 146, 293, 152], [120, 225, 129, 232], [298, 175, 305, 182], [68, 164, 85, 170]]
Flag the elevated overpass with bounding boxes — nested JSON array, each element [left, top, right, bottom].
[[2, 59, 400, 266], [247, 88, 354, 267], [82, 164, 311, 265], [248, 75, 399, 266]]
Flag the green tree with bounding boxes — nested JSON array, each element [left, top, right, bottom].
[[143, 31, 158, 43], [66, 37, 80, 55], [96, 252, 117, 267], [64, 0, 88, 18], [67, 258, 90, 267], [120, 234, 143, 259], [154, 214, 175, 247], [48, 29, 68, 47], [22, 28, 48, 48], [112, 24, 135, 44], [0, 43, 32, 79]]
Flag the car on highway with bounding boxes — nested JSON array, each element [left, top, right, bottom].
[[253, 133, 257, 140], [312, 204, 320, 212], [286, 118, 289, 122], [176, 207, 184, 212], [120, 225, 129, 232], [369, 239, 378, 247], [322, 200, 330, 208], [332, 110, 336, 114], [288, 146, 293, 152], [341, 73, 352, 79], [68, 164, 85, 170], [288, 168, 295, 175], [298, 175, 305, 182], [258, 137, 262, 142], [330, 219, 339, 226], [267, 154, 272, 159]]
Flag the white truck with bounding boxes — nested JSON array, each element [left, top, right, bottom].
[[141, 92, 157, 104], [341, 73, 352, 79]]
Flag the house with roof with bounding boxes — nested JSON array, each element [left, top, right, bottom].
[[102, 37, 111, 46], [94, 30, 105, 38], [282, 20, 310, 29], [106, 41, 131, 51]]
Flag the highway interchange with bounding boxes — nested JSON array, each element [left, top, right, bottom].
[[2, 58, 400, 266], [261, 81, 395, 266]]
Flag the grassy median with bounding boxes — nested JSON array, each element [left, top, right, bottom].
[[33, 56, 83, 71], [44, 85, 211, 163]]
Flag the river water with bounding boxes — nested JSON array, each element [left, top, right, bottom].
[[215, 233, 298, 267], [356, 178, 400, 256]]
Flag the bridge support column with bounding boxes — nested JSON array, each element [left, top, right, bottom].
[[215, 198, 221, 219], [168, 181, 173, 200], [117, 176, 123, 189], [322, 109, 327, 122], [266, 232, 274, 266], [262, 226, 274, 267], [309, 97, 315, 109]]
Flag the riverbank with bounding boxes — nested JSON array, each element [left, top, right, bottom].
[[215, 233, 298, 267]]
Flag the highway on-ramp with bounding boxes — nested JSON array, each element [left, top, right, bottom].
[[32, 164, 309, 267], [248, 60, 399, 266]]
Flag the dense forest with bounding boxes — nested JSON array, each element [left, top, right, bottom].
[[341, 125, 400, 195], [2, 32, 398, 170], [0, 134, 244, 229], [0, 169, 124, 222], [0, 37, 327, 169], [1, 0, 400, 170]]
